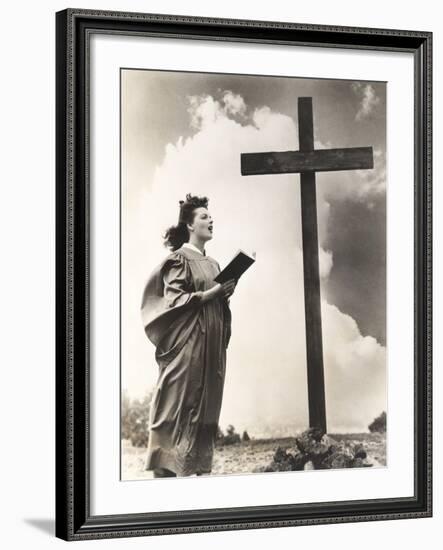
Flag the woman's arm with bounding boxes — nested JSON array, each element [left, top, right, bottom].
[[200, 285, 221, 304], [201, 280, 236, 304], [163, 255, 236, 307]]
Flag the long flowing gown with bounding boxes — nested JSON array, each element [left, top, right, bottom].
[[140, 245, 232, 476]]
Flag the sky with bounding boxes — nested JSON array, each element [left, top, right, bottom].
[[121, 69, 386, 435]]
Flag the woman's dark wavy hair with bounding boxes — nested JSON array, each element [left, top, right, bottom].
[[163, 193, 209, 251]]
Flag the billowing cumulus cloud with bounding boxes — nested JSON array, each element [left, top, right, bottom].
[[187, 95, 223, 130], [352, 83, 381, 121], [222, 90, 247, 118], [319, 147, 386, 208], [127, 91, 386, 435]]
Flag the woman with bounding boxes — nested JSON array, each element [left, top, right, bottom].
[[141, 193, 236, 478]]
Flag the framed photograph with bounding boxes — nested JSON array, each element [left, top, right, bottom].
[[55, 8, 432, 541]]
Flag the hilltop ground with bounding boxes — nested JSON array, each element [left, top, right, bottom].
[[122, 432, 386, 480]]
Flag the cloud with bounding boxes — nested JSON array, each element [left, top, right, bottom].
[[319, 248, 333, 279], [352, 83, 381, 121], [322, 304, 386, 431], [188, 90, 248, 131], [128, 92, 386, 435], [222, 90, 247, 117], [319, 147, 386, 207], [187, 95, 223, 130]]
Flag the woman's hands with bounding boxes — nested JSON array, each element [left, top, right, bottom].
[[201, 279, 237, 304], [217, 279, 236, 300]]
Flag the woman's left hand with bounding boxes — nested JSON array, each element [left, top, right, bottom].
[[221, 279, 236, 299]]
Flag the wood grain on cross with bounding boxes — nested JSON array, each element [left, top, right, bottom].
[[241, 97, 374, 434]]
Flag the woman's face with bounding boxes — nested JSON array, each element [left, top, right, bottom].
[[188, 207, 213, 242]]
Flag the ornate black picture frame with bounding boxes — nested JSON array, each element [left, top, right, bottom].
[[55, 8, 432, 541]]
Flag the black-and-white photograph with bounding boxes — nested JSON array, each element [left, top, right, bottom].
[[120, 69, 387, 480]]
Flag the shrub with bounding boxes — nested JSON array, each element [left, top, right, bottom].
[[121, 390, 153, 447], [368, 411, 386, 433], [216, 424, 241, 446]]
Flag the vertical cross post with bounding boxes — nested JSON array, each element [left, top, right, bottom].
[[298, 97, 327, 434]]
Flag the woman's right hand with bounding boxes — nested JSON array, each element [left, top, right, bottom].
[[215, 279, 236, 299], [202, 279, 237, 304]]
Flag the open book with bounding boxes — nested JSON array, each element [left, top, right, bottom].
[[214, 250, 256, 284]]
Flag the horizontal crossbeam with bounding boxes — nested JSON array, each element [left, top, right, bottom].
[[241, 147, 373, 176]]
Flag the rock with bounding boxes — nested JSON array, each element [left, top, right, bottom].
[[294, 429, 334, 468], [321, 435, 337, 448], [258, 429, 373, 472], [292, 452, 309, 471], [309, 427, 326, 442], [353, 444, 367, 459], [321, 450, 354, 469], [274, 447, 288, 462], [295, 428, 325, 453], [268, 447, 300, 472], [352, 457, 372, 468]]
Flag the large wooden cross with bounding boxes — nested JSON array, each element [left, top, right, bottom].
[[241, 97, 374, 434]]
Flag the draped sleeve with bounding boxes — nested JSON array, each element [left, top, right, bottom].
[[163, 255, 203, 309], [141, 252, 203, 347]]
